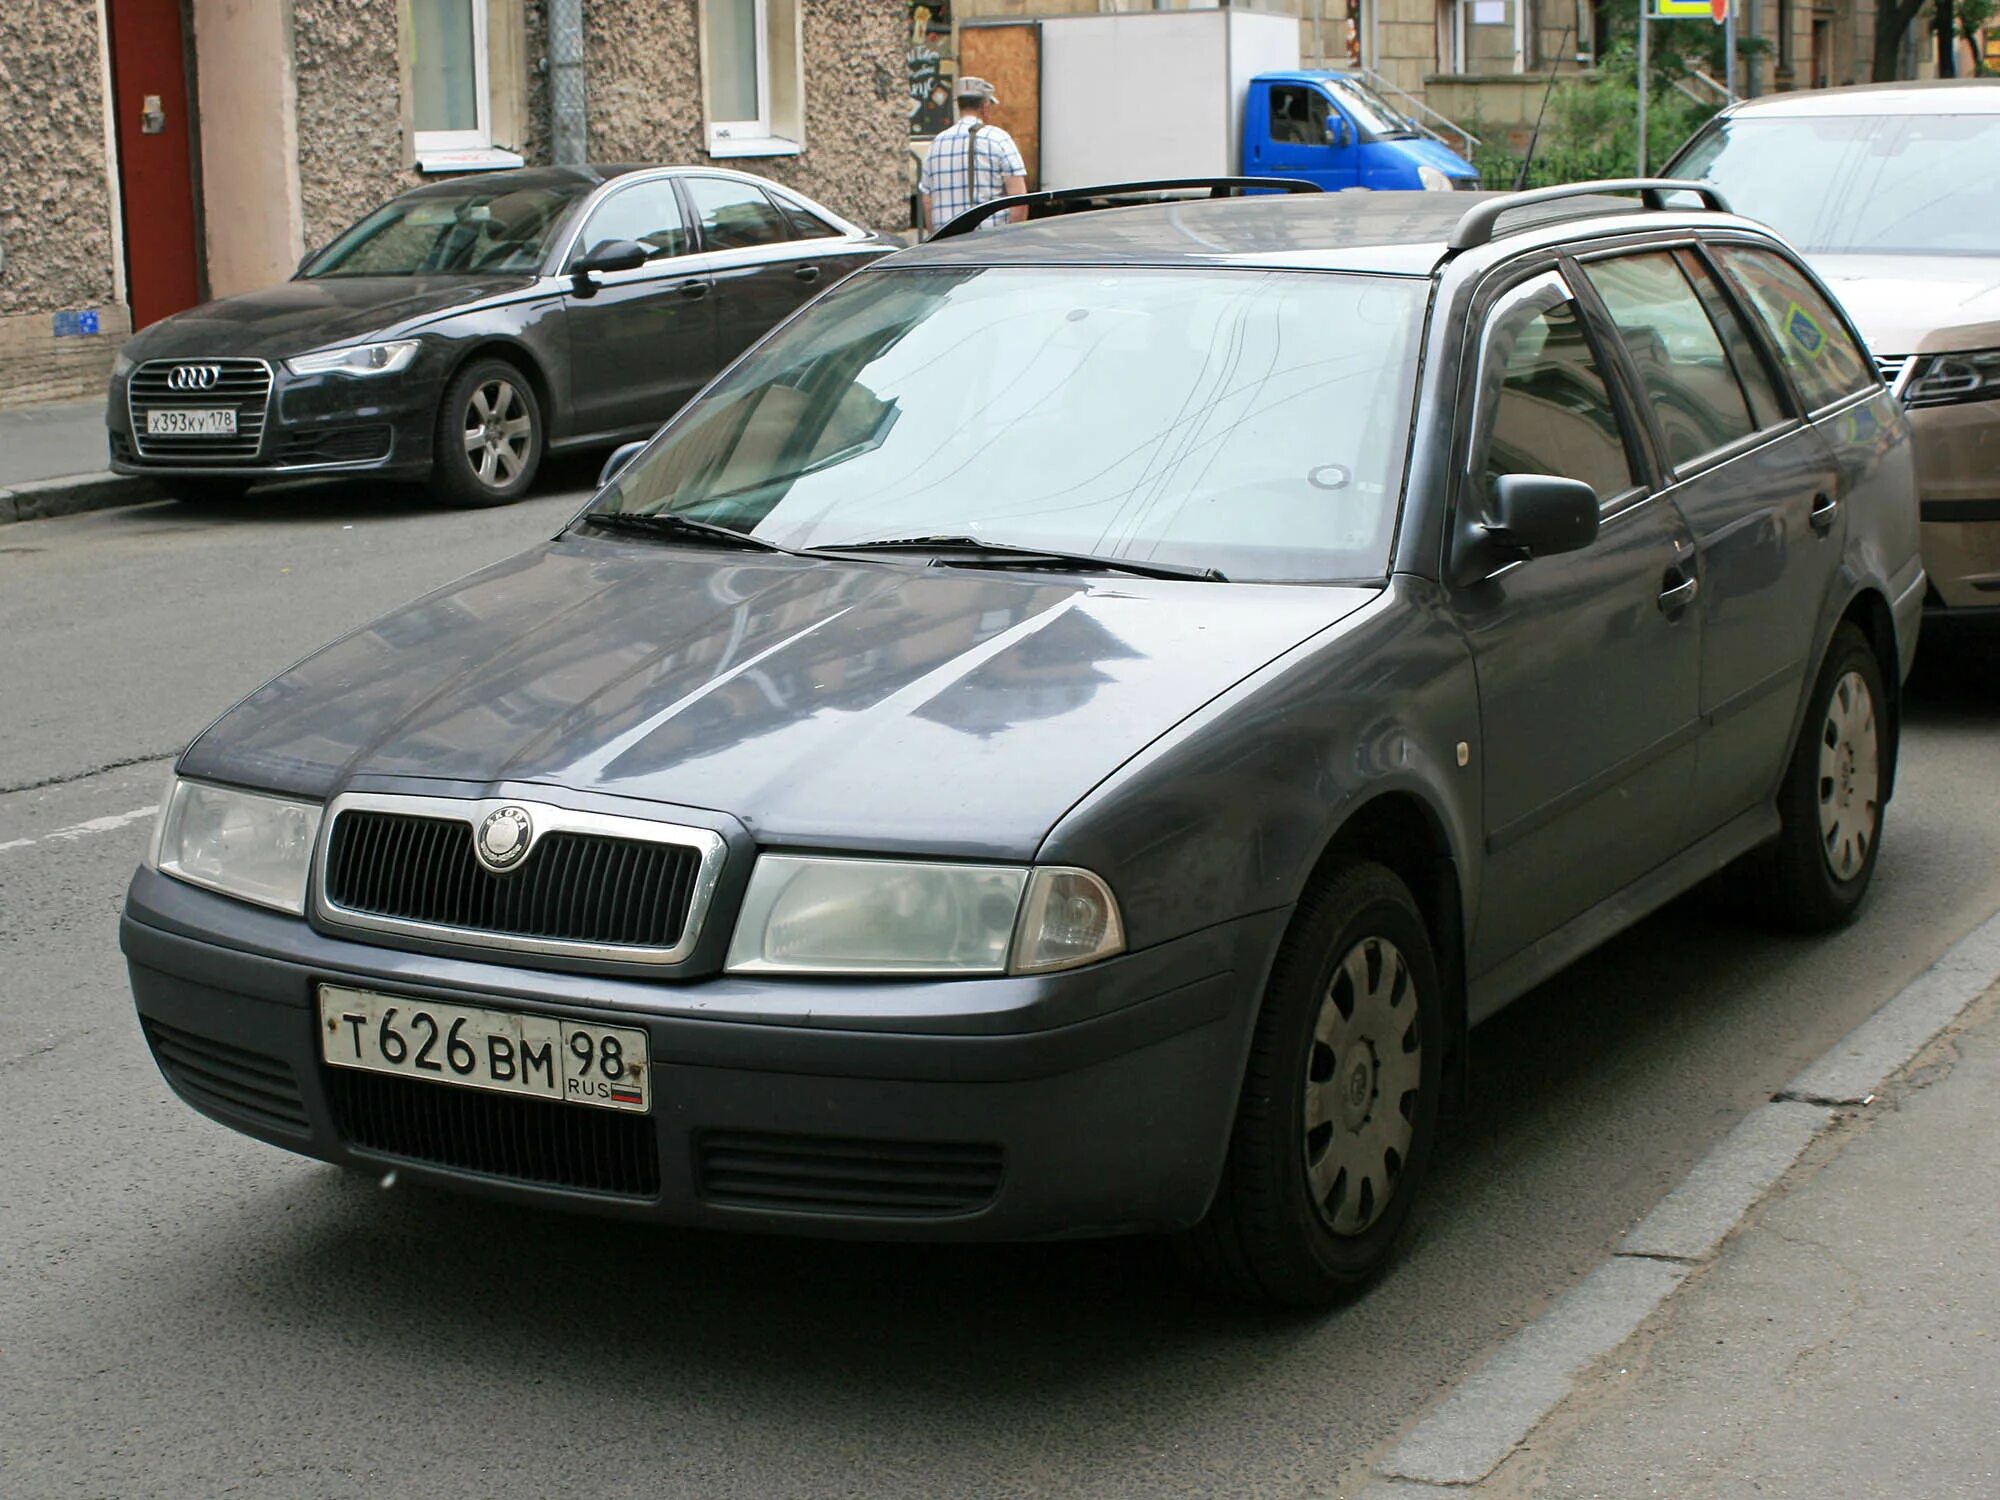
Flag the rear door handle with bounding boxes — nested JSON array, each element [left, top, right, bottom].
[[680, 279, 711, 300], [1809, 491, 1840, 534], [793, 264, 822, 284], [1659, 570, 1699, 617]]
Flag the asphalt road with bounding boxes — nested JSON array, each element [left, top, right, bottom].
[[3, 478, 1998, 1499]]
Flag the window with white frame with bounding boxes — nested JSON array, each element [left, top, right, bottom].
[[407, 0, 523, 170], [701, 0, 804, 157]]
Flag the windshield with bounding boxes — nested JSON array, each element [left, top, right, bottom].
[[589, 266, 1428, 584], [1674, 113, 2000, 255], [1325, 79, 1418, 138], [303, 183, 588, 277]]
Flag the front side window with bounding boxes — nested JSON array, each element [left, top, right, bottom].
[[1477, 277, 1636, 504], [1715, 247, 1876, 412], [1584, 252, 1758, 471], [1269, 85, 1337, 146], [591, 267, 1429, 583], [305, 182, 588, 277], [574, 181, 691, 263], [410, 0, 489, 156], [686, 177, 791, 251]]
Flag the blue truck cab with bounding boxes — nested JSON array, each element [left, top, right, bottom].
[[1244, 71, 1480, 191]]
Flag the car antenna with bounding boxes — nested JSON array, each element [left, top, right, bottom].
[[1512, 22, 1576, 192]]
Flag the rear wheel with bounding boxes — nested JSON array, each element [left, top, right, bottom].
[[1180, 861, 1444, 1308], [1760, 623, 1888, 931], [433, 358, 542, 508]]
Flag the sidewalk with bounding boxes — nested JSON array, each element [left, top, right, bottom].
[[1392, 971, 2000, 1500], [0, 397, 157, 524]]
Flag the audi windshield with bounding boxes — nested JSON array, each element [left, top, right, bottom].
[[587, 266, 1428, 584], [304, 182, 588, 278], [1674, 112, 2000, 255]]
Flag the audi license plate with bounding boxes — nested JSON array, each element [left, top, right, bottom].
[[146, 408, 236, 436], [317, 984, 651, 1113]]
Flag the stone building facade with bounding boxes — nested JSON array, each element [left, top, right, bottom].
[[0, 0, 905, 411]]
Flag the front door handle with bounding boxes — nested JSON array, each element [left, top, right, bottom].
[[1809, 491, 1840, 534], [793, 263, 822, 284], [1659, 569, 1699, 618], [680, 279, 711, 300]]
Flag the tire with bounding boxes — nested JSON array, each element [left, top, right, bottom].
[[172, 477, 253, 506], [1180, 861, 1445, 1308], [1760, 622, 1889, 931], [432, 357, 543, 508]]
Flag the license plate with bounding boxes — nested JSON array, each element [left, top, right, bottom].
[[146, 407, 237, 436], [317, 985, 651, 1114]]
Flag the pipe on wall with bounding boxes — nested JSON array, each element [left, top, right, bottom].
[[549, 0, 586, 165]]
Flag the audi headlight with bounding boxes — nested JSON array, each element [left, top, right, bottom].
[[148, 778, 322, 914], [285, 340, 421, 377], [724, 856, 1124, 976], [111, 348, 136, 379], [1903, 348, 2000, 407], [1417, 165, 1453, 192]]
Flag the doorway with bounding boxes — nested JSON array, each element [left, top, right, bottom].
[[106, 0, 202, 329]]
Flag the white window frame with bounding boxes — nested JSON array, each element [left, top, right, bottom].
[[411, 0, 517, 171], [701, 0, 800, 158]]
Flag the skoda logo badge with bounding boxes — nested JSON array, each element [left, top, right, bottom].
[[476, 805, 533, 871]]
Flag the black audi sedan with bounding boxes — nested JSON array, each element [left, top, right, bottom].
[[106, 166, 893, 507], [123, 181, 1922, 1306]]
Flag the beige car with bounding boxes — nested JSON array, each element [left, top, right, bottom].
[[1669, 80, 2000, 620]]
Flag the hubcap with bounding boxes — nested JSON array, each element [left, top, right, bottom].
[[1303, 936, 1420, 1236], [1817, 669, 1879, 882], [463, 379, 531, 488]]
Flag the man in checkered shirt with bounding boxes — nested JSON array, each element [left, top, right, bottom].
[[919, 77, 1027, 236]]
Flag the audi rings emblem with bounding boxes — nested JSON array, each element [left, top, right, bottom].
[[166, 364, 224, 391], [475, 805, 535, 872]]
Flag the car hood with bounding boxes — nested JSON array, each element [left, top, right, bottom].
[[179, 539, 1377, 859], [1388, 134, 1478, 178], [1807, 253, 2000, 356], [122, 274, 535, 361]]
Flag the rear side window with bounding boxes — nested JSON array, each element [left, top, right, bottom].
[[1679, 251, 1787, 430], [777, 198, 840, 240], [686, 177, 791, 251], [1715, 246, 1876, 411], [1483, 296, 1636, 502], [1584, 252, 1757, 471]]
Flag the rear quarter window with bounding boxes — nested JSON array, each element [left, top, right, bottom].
[[1715, 246, 1876, 412]]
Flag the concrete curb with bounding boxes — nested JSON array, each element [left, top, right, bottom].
[[1369, 904, 2000, 1491], [0, 470, 160, 525]]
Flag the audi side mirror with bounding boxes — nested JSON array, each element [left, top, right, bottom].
[[598, 439, 648, 490], [570, 239, 648, 296], [1449, 473, 1600, 586]]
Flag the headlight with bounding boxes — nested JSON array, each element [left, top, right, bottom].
[[148, 778, 322, 914], [1903, 348, 2000, 407], [1417, 165, 1453, 192], [285, 339, 421, 377], [724, 856, 1124, 976], [111, 348, 135, 379]]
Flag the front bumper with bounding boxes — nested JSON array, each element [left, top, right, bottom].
[[1909, 400, 2000, 613], [122, 867, 1281, 1241], [106, 362, 438, 484]]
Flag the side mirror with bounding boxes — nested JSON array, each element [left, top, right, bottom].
[[598, 439, 648, 490], [570, 238, 648, 294], [1325, 118, 1352, 149], [1451, 473, 1600, 585]]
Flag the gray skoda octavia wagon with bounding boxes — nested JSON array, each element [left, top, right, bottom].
[[123, 180, 1924, 1307]]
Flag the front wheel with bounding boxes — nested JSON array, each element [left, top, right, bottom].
[[433, 358, 543, 508], [1180, 861, 1444, 1308], [1761, 623, 1889, 931]]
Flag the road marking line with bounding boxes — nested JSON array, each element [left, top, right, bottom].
[[0, 804, 158, 855], [1373, 903, 2000, 1490]]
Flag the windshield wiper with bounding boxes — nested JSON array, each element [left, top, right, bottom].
[[813, 534, 1224, 582], [578, 510, 800, 555]]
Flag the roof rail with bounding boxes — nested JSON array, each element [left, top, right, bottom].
[[930, 177, 1321, 242], [1446, 178, 1733, 253]]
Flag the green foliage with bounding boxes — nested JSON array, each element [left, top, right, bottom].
[[1473, 40, 1720, 190]]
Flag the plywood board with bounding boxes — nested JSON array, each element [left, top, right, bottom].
[[961, 24, 1042, 189]]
